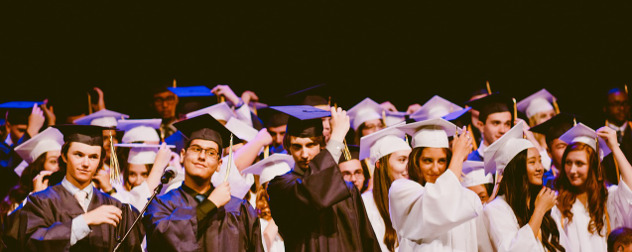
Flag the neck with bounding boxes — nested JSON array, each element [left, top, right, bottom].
[[66, 175, 91, 190], [576, 192, 588, 205], [184, 176, 212, 194]]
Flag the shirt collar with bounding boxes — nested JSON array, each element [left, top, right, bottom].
[[181, 184, 213, 198], [4, 133, 13, 146], [607, 121, 628, 132], [61, 177, 94, 198], [476, 140, 488, 158]]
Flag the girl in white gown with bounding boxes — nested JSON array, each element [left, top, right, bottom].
[[388, 118, 485, 252], [483, 121, 565, 252], [552, 124, 632, 252], [359, 125, 412, 251]]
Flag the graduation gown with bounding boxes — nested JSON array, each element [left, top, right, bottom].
[[551, 179, 632, 252], [18, 184, 144, 252], [143, 186, 263, 252], [361, 191, 396, 252], [260, 218, 285, 252], [483, 195, 545, 252], [389, 171, 486, 252], [267, 149, 380, 252]]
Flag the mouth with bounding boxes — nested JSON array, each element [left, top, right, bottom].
[[193, 163, 207, 169]]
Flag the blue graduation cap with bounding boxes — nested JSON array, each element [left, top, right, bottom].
[[0, 101, 45, 109], [442, 107, 472, 122], [167, 86, 215, 97], [0, 101, 45, 125], [269, 105, 331, 138]]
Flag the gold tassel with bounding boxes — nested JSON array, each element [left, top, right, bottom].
[[172, 78, 177, 88], [87, 93, 93, 114], [224, 134, 234, 182], [512, 98, 518, 121], [625, 84, 628, 95], [109, 132, 121, 183], [263, 146, 269, 159], [219, 96, 225, 103], [467, 124, 478, 151], [486, 80, 492, 95], [552, 98, 560, 114]]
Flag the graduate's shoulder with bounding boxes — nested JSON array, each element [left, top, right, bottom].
[[224, 196, 256, 215], [27, 184, 65, 202]]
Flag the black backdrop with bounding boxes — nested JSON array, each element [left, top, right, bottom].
[[3, 1, 632, 127]]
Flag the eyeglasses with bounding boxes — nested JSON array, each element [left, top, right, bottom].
[[187, 146, 219, 158], [342, 170, 364, 181], [153, 95, 177, 104]]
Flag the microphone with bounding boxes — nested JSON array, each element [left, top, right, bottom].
[[161, 169, 176, 184]]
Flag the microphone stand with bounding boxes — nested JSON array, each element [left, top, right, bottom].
[[113, 183, 164, 252]]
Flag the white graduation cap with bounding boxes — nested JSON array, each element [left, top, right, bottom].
[[410, 95, 463, 122], [73, 109, 129, 127], [347, 98, 383, 130], [224, 117, 259, 142], [14, 127, 64, 164], [461, 160, 493, 187], [516, 89, 556, 118], [484, 121, 534, 175], [117, 119, 162, 143], [397, 118, 460, 148], [384, 111, 407, 127], [113, 143, 176, 164], [558, 123, 611, 160], [241, 154, 294, 185], [186, 102, 235, 122], [360, 126, 411, 167]]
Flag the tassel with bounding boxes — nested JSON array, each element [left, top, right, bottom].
[[224, 134, 234, 182], [109, 132, 121, 183]]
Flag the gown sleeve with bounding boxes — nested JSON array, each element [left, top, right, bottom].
[[22, 195, 74, 251], [607, 178, 632, 229], [483, 198, 544, 252], [388, 170, 482, 240]]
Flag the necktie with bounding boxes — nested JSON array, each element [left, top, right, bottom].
[[75, 191, 88, 212]]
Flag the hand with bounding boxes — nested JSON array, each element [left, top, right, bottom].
[[208, 182, 231, 207], [241, 90, 259, 105], [329, 107, 350, 143], [534, 187, 557, 213], [211, 85, 241, 106], [597, 126, 619, 149], [153, 142, 171, 171], [254, 129, 273, 146], [27, 104, 46, 138], [83, 205, 122, 226], [41, 99, 56, 126], [32, 170, 53, 192], [379, 101, 398, 112], [406, 103, 422, 114], [93, 87, 106, 111], [451, 126, 473, 161], [168, 152, 182, 171], [92, 167, 113, 192]]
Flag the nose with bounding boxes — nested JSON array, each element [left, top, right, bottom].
[[81, 156, 90, 167], [275, 135, 283, 144], [300, 148, 309, 159], [197, 151, 207, 161]]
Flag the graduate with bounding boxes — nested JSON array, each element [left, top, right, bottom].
[[258, 108, 290, 155], [17, 124, 144, 251], [359, 126, 411, 251], [552, 123, 632, 252], [461, 160, 494, 204], [483, 121, 564, 252], [389, 118, 485, 251], [266, 105, 380, 251], [143, 113, 263, 251], [466, 93, 514, 161], [338, 145, 368, 193], [603, 87, 632, 185], [347, 98, 385, 145]]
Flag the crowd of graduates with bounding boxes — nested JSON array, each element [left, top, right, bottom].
[[1, 82, 632, 252]]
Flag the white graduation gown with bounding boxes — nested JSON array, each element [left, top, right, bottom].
[[260, 218, 285, 252], [483, 195, 545, 252], [361, 191, 397, 252], [389, 170, 483, 252], [551, 179, 632, 252]]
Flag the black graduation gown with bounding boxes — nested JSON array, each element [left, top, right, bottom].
[[267, 149, 380, 252], [143, 186, 263, 252], [603, 123, 632, 185], [17, 184, 144, 252]]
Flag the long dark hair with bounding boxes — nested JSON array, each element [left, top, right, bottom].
[[498, 149, 564, 251], [407, 147, 451, 186], [555, 142, 608, 236], [372, 154, 398, 251]]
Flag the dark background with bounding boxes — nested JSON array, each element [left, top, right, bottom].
[[2, 1, 632, 127]]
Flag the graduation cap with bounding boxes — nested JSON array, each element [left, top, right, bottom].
[[285, 83, 331, 107], [483, 121, 534, 175], [186, 102, 235, 122], [442, 107, 472, 122], [384, 111, 407, 127], [14, 127, 64, 164], [73, 109, 129, 128], [269, 105, 331, 138], [347, 98, 383, 130], [360, 126, 410, 167], [241, 154, 294, 185], [0, 101, 45, 125], [529, 113, 575, 144], [173, 113, 236, 149], [516, 89, 557, 118], [54, 124, 108, 147], [224, 117, 259, 142], [167, 86, 214, 98], [117, 119, 162, 144], [257, 108, 289, 128], [465, 93, 513, 123], [559, 123, 611, 160], [410, 95, 463, 122], [461, 161, 493, 187], [397, 118, 460, 148]]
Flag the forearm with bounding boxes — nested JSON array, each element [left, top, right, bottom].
[[234, 140, 266, 171], [447, 151, 467, 178], [147, 162, 167, 191], [527, 209, 545, 238]]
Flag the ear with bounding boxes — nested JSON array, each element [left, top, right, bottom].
[[475, 120, 485, 129], [375, 160, 381, 169], [179, 148, 185, 164], [61, 152, 68, 163]]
